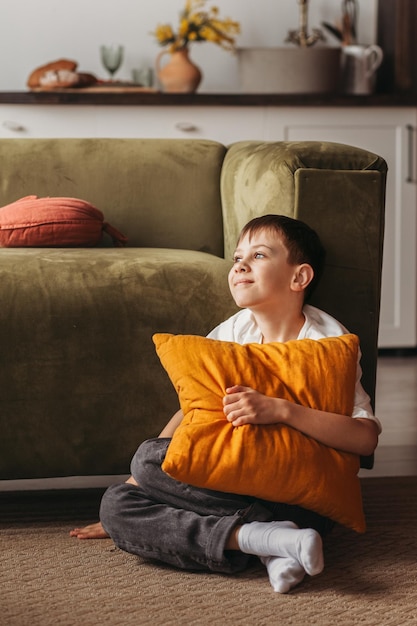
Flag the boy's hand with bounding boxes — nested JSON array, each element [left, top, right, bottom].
[[223, 385, 286, 427]]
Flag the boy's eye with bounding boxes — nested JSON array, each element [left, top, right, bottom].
[[233, 252, 265, 263]]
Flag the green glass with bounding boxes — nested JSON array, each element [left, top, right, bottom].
[[100, 44, 124, 80]]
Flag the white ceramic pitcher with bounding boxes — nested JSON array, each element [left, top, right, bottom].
[[341, 44, 384, 95]]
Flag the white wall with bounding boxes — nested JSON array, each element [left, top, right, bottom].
[[0, 0, 377, 92]]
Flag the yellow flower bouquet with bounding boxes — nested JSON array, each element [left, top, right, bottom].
[[152, 0, 240, 53]]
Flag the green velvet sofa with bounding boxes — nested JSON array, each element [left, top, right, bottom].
[[0, 138, 387, 480]]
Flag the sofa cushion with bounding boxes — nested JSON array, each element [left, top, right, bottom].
[[0, 247, 237, 478], [0, 196, 127, 247], [153, 332, 366, 533]]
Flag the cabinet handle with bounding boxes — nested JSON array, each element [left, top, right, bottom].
[[2, 120, 26, 132], [406, 124, 415, 183], [175, 122, 198, 132]]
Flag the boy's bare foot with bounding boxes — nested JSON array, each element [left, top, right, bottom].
[[69, 521, 109, 539], [70, 477, 138, 540]]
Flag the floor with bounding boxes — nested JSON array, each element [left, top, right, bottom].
[[1, 355, 417, 491], [360, 354, 417, 478]]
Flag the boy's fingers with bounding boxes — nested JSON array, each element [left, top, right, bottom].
[[225, 385, 252, 394]]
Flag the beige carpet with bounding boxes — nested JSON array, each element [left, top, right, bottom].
[[1, 477, 417, 626]]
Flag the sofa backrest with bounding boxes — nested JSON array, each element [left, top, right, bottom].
[[0, 138, 227, 256]]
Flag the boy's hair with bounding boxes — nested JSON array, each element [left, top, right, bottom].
[[237, 214, 326, 301]]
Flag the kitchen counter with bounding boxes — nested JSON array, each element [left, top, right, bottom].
[[0, 90, 416, 107]]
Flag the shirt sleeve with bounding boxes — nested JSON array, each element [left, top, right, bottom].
[[352, 349, 382, 433], [206, 316, 235, 341]]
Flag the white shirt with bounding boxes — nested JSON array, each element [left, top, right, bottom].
[[207, 304, 382, 432]]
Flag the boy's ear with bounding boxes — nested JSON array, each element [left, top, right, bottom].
[[291, 264, 314, 293]]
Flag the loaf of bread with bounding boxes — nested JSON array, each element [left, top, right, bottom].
[[27, 59, 97, 89]]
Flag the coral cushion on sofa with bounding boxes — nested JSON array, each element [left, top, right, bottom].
[[0, 196, 128, 247], [153, 332, 366, 533]]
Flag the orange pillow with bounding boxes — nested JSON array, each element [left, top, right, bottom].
[[153, 333, 366, 533], [0, 196, 127, 247]]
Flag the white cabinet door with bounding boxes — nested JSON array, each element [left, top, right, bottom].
[[0, 105, 99, 137], [95, 106, 266, 143], [0, 104, 265, 144], [266, 107, 417, 348]]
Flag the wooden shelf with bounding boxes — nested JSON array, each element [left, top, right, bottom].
[[1, 90, 417, 107]]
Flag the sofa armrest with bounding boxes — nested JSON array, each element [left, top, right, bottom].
[[221, 140, 387, 259]]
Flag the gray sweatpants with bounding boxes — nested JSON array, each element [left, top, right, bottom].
[[99, 438, 333, 573]]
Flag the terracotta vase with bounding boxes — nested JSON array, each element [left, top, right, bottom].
[[156, 48, 202, 93]]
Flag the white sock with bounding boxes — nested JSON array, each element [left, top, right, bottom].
[[237, 521, 324, 576], [260, 556, 305, 593]]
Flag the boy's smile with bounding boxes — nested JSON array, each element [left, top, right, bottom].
[[233, 277, 254, 286]]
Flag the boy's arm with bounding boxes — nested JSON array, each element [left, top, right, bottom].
[[158, 409, 184, 438], [223, 385, 379, 457], [280, 402, 379, 456]]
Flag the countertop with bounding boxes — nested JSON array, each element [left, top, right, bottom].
[[1, 90, 417, 107]]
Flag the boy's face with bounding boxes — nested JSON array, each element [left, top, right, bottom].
[[228, 228, 300, 311]]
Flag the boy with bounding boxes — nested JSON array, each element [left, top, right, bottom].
[[71, 214, 381, 593]]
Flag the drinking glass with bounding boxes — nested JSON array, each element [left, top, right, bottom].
[[100, 44, 124, 80]]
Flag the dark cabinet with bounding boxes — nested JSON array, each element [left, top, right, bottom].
[[377, 0, 417, 93]]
